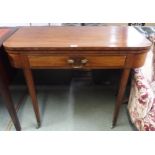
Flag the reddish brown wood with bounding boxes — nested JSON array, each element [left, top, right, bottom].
[[0, 27, 18, 46], [27, 55, 126, 69], [0, 28, 18, 85], [21, 56, 41, 128], [3, 26, 152, 128], [0, 61, 21, 131], [4, 26, 151, 52], [112, 68, 131, 127], [0, 28, 21, 131]]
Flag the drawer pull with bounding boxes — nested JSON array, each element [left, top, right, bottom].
[[81, 59, 88, 64], [67, 59, 75, 64], [67, 58, 88, 69]]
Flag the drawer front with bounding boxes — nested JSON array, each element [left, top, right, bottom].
[[84, 56, 126, 68], [28, 56, 70, 68], [28, 55, 126, 69]]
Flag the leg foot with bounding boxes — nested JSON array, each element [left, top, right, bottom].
[[111, 121, 116, 129], [37, 121, 41, 129]]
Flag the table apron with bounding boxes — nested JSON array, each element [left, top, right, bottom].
[[7, 52, 147, 69]]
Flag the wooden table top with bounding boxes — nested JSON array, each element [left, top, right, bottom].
[[4, 26, 152, 52]]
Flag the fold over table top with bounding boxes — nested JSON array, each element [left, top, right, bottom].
[[3, 26, 152, 52]]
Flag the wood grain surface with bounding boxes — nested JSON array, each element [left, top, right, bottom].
[[4, 26, 152, 52]]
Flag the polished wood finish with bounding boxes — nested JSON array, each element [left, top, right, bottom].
[[27, 55, 126, 69], [0, 61, 21, 131], [0, 28, 21, 131], [21, 56, 41, 128], [3, 26, 152, 128], [0, 29, 11, 45], [112, 68, 131, 127], [0, 28, 18, 46], [8, 52, 147, 69], [4, 26, 151, 51]]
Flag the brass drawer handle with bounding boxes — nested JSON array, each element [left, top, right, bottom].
[[67, 58, 88, 68], [81, 59, 88, 64], [67, 59, 75, 64]]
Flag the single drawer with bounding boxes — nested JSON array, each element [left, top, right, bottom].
[[83, 56, 126, 68], [28, 55, 126, 69], [28, 56, 71, 68]]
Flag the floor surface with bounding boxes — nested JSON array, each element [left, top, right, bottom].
[[0, 80, 133, 131]]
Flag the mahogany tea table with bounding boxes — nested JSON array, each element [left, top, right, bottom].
[[3, 26, 152, 128]]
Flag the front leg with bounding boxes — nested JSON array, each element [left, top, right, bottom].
[[22, 56, 41, 128], [112, 68, 131, 127]]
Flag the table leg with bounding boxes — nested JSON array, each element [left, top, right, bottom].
[[112, 68, 131, 127], [21, 56, 41, 128], [0, 76, 21, 131], [23, 68, 41, 128]]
